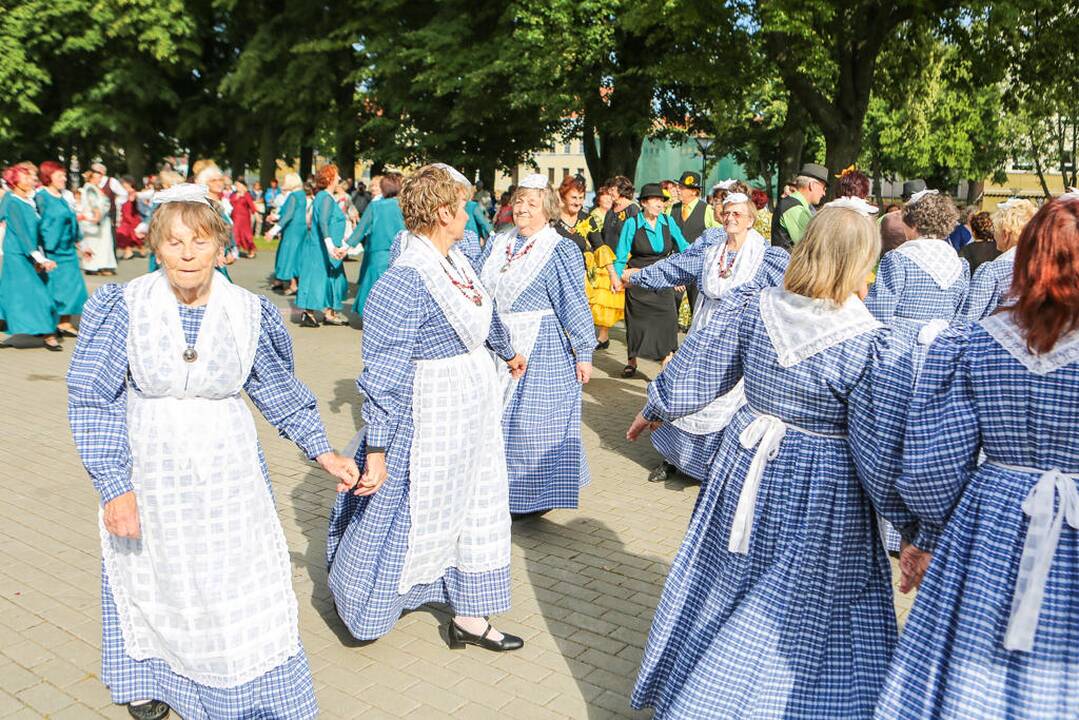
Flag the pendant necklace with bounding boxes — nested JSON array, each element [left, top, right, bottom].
[[717, 244, 738, 279], [442, 257, 483, 306], [502, 234, 537, 273], [182, 346, 198, 363]]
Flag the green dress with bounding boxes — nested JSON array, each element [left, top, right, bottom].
[[36, 191, 89, 315], [273, 190, 306, 282], [296, 190, 347, 312], [346, 197, 404, 316], [0, 194, 58, 335]]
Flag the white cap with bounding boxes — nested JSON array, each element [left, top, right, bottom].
[[825, 196, 880, 215], [907, 188, 939, 205], [519, 173, 548, 190], [996, 197, 1026, 210], [713, 179, 735, 192], [432, 163, 469, 185], [1059, 188, 1079, 201], [723, 192, 750, 205], [153, 183, 212, 207]]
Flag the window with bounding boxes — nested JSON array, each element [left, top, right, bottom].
[[577, 168, 584, 178], [547, 167, 555, 185], [562, 168, 570, 179], [563, 143, 572, 154]]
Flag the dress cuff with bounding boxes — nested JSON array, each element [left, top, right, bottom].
[[300, 431, 334, 460], [96, 475, 135, 505], [575, 347, 594, 364], [913, 523, 941, 553], [365, 424, 394, 451], [642, 400, 663, 423]]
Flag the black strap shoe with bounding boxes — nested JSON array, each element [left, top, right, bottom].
[[648, 462, 675, 483], [447, 621, 524, 652], [299, 312, 320, 328], [127, 700, 170, 720]]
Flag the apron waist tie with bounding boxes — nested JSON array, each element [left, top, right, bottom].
[[986, 460, 1079, 652]]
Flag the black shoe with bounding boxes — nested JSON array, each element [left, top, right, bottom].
[[44, 340, 63, 352], [648, 462, 675, 483], [299, 312, 320, 328], [447, 621, 524, 652], [127, 700, 170, 720], [621, 364, 637, 378], [595, 340, 610, 351], [57, 327, 78, 338]]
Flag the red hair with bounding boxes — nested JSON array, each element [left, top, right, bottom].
[[315, 164, 338, 190], [38, 160, 65, 185], [836, 169, 870, 199], [3, 163, 36, 188], [558, 174, 585, 199], [749, 188, 769, 210], [1006, 197, 1079, 353]]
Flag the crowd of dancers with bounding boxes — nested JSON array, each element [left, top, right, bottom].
[[24, 149, 1076, 720]]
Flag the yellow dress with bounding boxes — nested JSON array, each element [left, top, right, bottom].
[[585, 244, 625, 328]]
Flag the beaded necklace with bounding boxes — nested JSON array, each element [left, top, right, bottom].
[[441, 255, 483, 306], [501, 234, 538, 273], [717, 245, 738, 279]]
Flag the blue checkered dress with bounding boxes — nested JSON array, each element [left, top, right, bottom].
[[476, 233, 596, 513], [875, 324, 1079, 719], [389, 229, 483, 270], [633, 230, 789, 481], [632, 288, 922, 719], [866, 248, 970, 551], [960, 251, 1014, 321], [326, 265, 517, 639], [67, 285, 331, 719]]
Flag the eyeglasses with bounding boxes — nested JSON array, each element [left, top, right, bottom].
[[720, 211, 747, 219]]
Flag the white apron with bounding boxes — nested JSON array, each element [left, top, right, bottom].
[[672, 231, 767, 435], [480, 226, 562, 407], [394, 234, 511, 592], [103, 270, 298, 688]]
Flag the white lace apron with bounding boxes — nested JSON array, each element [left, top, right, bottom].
[[104, 270, 299, 688], [394, 234, 511, 592], [673, 231, 767, 435], [480, 226, 561, 407]]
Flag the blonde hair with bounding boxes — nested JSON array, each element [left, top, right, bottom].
[[146, 201, 231, 253], [157, 170, 183, 190], [993, 199, 1037, 249], [511, 186, 561, 224], [784, 207, 879, 304], [399, 165, 462, 234], [281, 172, 302, 192]]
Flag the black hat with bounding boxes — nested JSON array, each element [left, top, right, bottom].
[[678, 171, 702, 190], [638, 183, 666, 202], [902, 179, 927, 200], [799, 163, 830, 184]]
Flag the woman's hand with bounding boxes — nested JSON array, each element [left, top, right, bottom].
[[608, 266, 624, 292], [37, 259, 58, 273], [317, 451, 361, 492], [506, 353, 527, 379], [898, 541, 932, 593], [626, 412, 660, 441], [354, 451, 388, 496], [576, 362, 592, 384], [620, 268, 639, 284], [103, 491, 141, 539]]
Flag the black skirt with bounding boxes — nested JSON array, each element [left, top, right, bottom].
[[625, 285, 679, 361]]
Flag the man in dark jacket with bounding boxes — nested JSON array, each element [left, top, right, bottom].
[[771, 163, 829, 250]]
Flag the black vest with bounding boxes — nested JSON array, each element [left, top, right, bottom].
[[671, 199, 708, 244], [627, 215, 676, 269], [771, 194, 802, 250]]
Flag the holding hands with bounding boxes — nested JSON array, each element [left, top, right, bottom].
[[898, 541, 932, 593], [506, 353, 527, 379], [318, 451, 361, 491]]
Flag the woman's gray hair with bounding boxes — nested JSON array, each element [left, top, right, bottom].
[[511, 185, 561, 224], [903, 192, 959, 240]]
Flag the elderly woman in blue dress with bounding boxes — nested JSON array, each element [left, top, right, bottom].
[[297, 164, 349, 327], [478, 174, 596, 515], [346, 172, 406, 317], [36, 160, 90, 337], [67, 184, 358, 720], [960, 197, 1037, 321], [876, 193, 1079, 719], [0, 162, 61, 350], [328, 164, 528, 651], [270, 173, 306, 296], [624, 191, 789, 484], [627, 206, 923, 719]]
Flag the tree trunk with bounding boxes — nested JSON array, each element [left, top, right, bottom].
[[822, 128, 861, 200], [777, 103, 807, 198], [965, 179, 983, 206], [229, 131, 247, 181], [259, 122, 279, 189], [124, 137, 147, 181], [299, 144, 314, 180], [334, 67, 357, 183]]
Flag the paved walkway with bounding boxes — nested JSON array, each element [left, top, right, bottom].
[[0, 252, 915, 719]]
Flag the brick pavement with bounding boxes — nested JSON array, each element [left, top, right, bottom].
[[0, 252, 915, 718]]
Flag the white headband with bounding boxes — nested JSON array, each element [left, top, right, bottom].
[[432, 163, 469, 185], [723, 192, 750, 205], [907, 188, 939, 205], [153, 183, 212, 207], [825, 196, 879, 216], [519, 173, 548, 190], [713, 179, 735, 192]]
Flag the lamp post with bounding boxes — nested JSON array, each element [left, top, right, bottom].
[[694, 136, 714, 184]]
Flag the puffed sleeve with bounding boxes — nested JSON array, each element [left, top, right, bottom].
[[847, 328, 922, 544], [486, 308, 515, 360], [244, 297, 333, 459], [896, 326, 980, 550], [754, 247, 790, 288], [643, 286, 752, 421], [548, 240, 596, 362], [960, 261, 1003, 321], [864, 251, 905, 322], [67, 285, 134, 505], [630, 228, 721, 290], [356, 267, 426, 451]]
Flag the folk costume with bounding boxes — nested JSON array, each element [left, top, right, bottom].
[[875, 319, 1079, 719], [229, 191, 257, 255], [961, 247, 1016, 321], [0, 192, 57, 335], [296, 189, 348, 315], [68, 271, 330, 719], [79, 182, 118, 273], [327, 233, 516, 639], [273, 189, 307, 284], [632, 285, 920, 719], [36, 189, 89, 316], [347, 196, 406, 316]]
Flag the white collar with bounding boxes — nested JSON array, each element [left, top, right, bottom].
[[982, 314, 1079, 375], [759, 287, 882, 368], [895, 238, 964, 288]]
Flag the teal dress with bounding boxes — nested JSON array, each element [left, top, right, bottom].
[[296, 190, 347, 312], [464, 200, 492, 241], [36, 191, 89, 316], [0, 194, 58, 335], [346, 197, 404, 315], [148, 202, 234, 281], [273, 190, 306, 282]]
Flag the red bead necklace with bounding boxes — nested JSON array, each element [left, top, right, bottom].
[[501, 235, 538, 272], [442, 258, 483, 306]]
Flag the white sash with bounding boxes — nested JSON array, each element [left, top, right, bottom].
[[391, 237, 510, 592], [982, 314, 1079, 376], [895, 238, 964, 288], [759, 287, 882, 368], [107, 271, 299, 688], [481, 226, 561, 406]]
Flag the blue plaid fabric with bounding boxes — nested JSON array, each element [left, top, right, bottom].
[[67, 284, 330, 718], [633, 288, 921, 718], [960, 252, 1014, 321], [875, 324, 1079, 719], [633, 236, 789, 481], [389, 229, 483, 271], [327, 265, 514, 639], [476, 234, 596, 513]]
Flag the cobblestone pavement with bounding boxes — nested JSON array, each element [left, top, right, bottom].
[[0, 252, 915, 719]]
